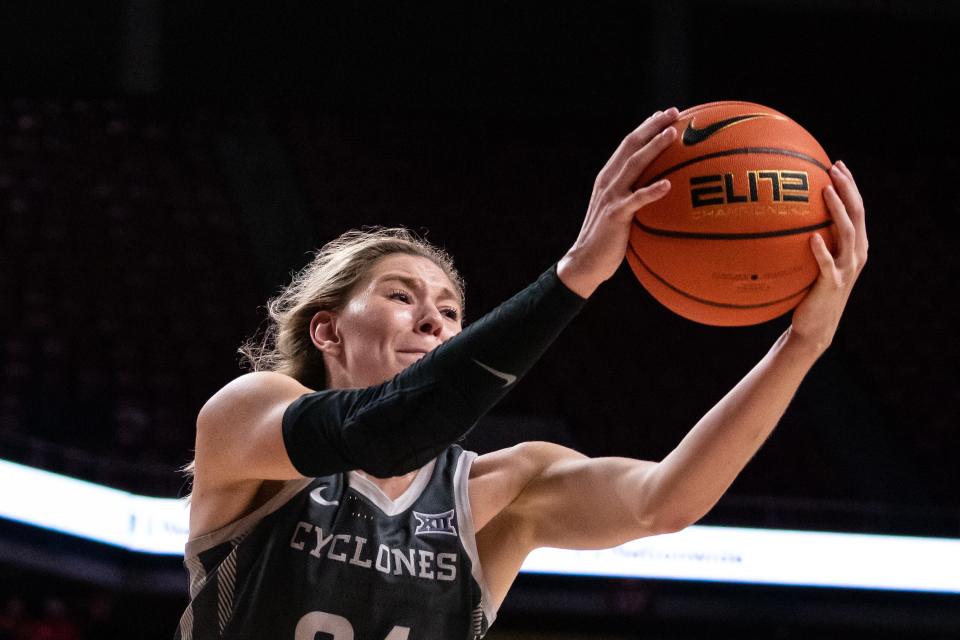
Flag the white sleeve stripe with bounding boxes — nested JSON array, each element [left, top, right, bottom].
[[176, 600, 194, 640], [453, 449, 497, 627], [216, 543, 240, 635]]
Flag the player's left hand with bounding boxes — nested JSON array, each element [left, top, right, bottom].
[[788, 160, 868, 354]]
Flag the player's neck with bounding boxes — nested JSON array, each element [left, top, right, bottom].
[[353, 468, 419, 501]]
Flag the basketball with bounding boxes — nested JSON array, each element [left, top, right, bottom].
[[627, 101, 836, 326]]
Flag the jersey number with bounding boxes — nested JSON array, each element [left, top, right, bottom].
[[295, 611, 410, 640]]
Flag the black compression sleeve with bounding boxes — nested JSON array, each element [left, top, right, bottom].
[[281, 260, 587, 477]]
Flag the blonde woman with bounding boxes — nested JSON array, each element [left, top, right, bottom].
[[174, 107, 867, 640]]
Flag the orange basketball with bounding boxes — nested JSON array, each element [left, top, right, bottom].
[[627, 101, 836, 326]]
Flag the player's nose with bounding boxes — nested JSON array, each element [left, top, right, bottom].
[[416, 306, 444, 337]]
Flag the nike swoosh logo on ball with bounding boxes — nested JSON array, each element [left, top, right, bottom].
[[472, 359, 517, 387], [681, 114, 779, 146]]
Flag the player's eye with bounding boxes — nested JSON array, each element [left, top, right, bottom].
[[390, 289, 458, 320]]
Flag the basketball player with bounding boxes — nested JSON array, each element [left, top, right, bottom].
[[174, 107, 867, 639]]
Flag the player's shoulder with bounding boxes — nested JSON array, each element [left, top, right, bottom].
[[197, 371, 311, 429], [215, 370, 306, 396], [467, 441, 585, 529], [471, 441, 584, 478]]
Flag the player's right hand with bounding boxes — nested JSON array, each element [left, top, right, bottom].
[[557, 107, 679, 298]]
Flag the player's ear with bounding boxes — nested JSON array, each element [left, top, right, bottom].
[[309, 310, 342, 355]]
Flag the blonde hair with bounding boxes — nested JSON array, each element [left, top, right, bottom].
[[177, 226, 465, 496]]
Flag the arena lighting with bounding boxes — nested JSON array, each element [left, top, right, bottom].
[[1, 458, 958, 594], [0, 458, 188, 554]]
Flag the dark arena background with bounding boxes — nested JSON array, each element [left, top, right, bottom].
[[1, 2, 958, 639]]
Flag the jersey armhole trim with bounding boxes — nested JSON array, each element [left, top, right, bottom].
[[454, 449, 498, 627], [184, 477, 315, 559]]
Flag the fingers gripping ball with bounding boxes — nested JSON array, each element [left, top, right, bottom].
[[627, 101, 836, 326]]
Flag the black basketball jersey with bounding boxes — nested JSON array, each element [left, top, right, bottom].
[[173, 445, 497, 640]]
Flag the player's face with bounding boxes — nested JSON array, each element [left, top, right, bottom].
[[324, 254, 463, 388]]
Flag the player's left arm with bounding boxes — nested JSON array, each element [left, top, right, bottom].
[[504, 162, 868, 550], [503, 328, 832, 552]]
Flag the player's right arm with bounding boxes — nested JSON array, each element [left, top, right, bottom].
[[195, 371, 313, 485], [195, 258, 588, 485]]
